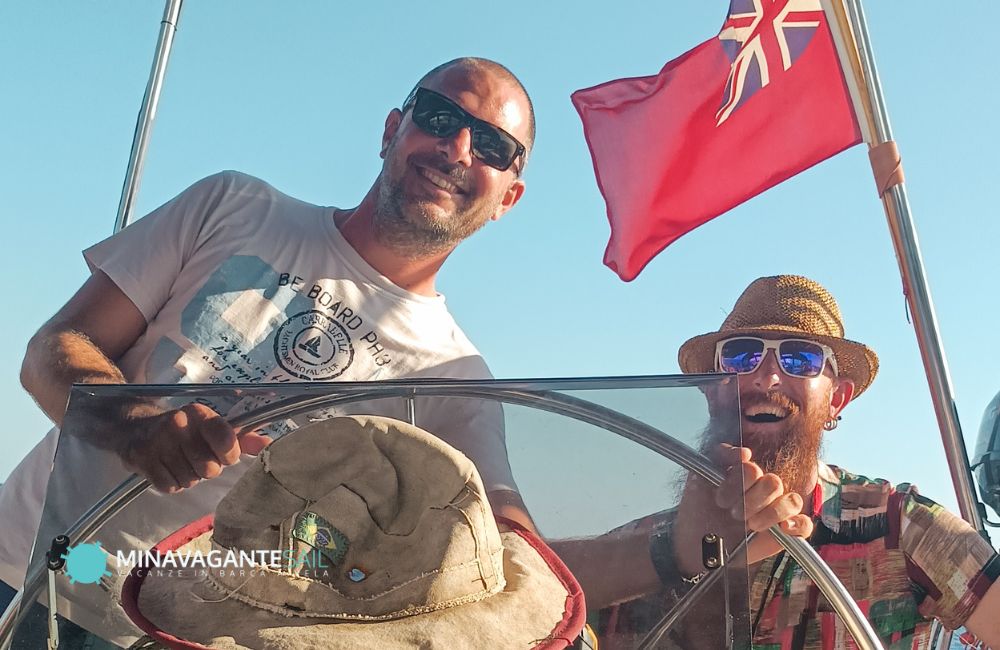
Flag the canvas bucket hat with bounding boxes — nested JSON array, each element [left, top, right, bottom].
[[678, 275, 879, 396], [121, 415, 585, 649]]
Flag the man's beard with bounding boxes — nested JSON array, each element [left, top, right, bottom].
[[744, 393, 826, 495], [705, 391, 827, 495], [373, 152, 497, 259]]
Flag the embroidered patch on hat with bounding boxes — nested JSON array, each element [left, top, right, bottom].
[[292, 511, 349, 566]]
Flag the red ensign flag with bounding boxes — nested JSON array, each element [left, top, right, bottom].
[[572, 0, 861, 281]]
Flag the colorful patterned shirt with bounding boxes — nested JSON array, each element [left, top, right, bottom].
[[600, 463, 1000, 649]]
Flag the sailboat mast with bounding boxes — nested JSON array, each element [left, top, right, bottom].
[[113, 0, 184, 233]]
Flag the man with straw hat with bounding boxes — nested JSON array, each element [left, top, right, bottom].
[[600, 275, 1000, 648]]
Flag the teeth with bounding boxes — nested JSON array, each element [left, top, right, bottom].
[[745, 404, 789, 418], [420, 168, 461, 193]]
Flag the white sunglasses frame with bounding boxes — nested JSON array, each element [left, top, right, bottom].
[[714, 336, 839, 378]]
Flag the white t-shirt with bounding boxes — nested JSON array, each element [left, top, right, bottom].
[[0, 171, 515, 643]]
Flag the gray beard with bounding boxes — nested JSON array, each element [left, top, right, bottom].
[[372, 182, 457, 259], [372, 159, 500, 260]]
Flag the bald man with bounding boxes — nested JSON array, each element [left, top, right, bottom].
[[6, 57, 535, 646]]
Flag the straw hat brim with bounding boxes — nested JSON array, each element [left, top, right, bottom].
[[122, 515, 585, 650], [678, 325, 879, 397]]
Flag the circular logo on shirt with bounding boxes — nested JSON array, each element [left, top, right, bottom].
[[274, 310, 355, 380]]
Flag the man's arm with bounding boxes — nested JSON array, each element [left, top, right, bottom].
[[488, 489, 537, 532], [893, 487, 1000, 645], [965, 580, 1000, 647], [486, 489, 662, 607], [20, 270, 268, 492], [548, 526, 661, 610], [21, 270, 146, 425], [547, 446, 813, 612]]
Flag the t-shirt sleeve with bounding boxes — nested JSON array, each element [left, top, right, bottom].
[[428, 395, 514, 494], [410, 356, 518, 495], [896, 485, 1000, 629], [82, 172, 232, 322]]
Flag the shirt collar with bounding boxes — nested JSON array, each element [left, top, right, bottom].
[[814, 461, 845, 532]]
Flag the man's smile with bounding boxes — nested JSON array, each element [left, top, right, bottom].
[[743, 402, 790, 424], [741, 392, 799, 427], [415, 164, 466, 195]]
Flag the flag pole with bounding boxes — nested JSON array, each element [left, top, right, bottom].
[[823, 0, 986, 533], [113, 0, 184, 233]]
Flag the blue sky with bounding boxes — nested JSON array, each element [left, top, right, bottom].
[[2, 2, 998, 538]]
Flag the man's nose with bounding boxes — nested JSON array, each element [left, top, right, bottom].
[[752, 350, 782, 389], [436, 126, 474, 167]]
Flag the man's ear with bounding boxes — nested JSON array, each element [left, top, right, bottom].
[[830, 377, 855, 420], [491, 179, 526, 221], [380, 109, 403, 159]]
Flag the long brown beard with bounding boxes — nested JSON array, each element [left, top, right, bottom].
[[705, 391, 827, 495], [749, 413, 824, 496]]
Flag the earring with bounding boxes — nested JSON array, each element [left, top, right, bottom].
[[823, 415, 842, 431]]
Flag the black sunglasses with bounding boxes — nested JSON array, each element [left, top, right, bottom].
[[401, 87, 526, 174]]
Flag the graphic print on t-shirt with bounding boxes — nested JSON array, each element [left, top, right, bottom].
[[273, 310, 355, 380], [145, 255, 392, 406]]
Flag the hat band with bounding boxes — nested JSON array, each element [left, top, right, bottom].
[[204, 541, 506, 620]]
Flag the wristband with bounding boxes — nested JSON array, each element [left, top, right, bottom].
[[649, 520, 708, 588]]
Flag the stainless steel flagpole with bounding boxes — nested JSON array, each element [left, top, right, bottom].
[[113, 0, 184, 233], [827, 0, 985, 533]]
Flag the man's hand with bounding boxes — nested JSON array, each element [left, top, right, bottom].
[[20, 270, 273, 494], [713, 445, 813, 564], [674, 444, 813, 575], [117, 403, 271, 494]]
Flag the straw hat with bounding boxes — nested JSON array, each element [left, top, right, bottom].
[[678, 275, 878, 396], [121, 415, 585, 649]]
